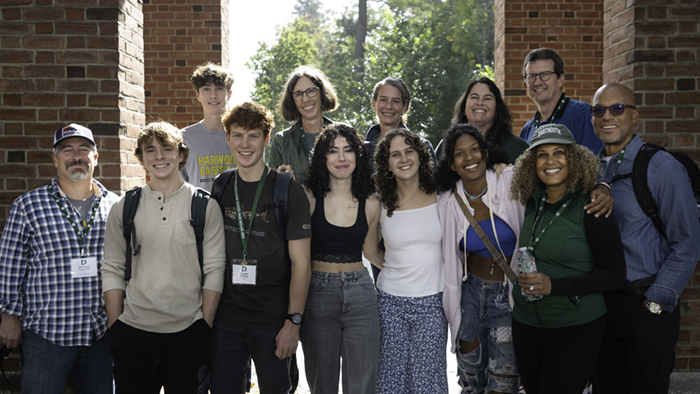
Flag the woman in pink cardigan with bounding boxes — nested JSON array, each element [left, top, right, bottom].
[[435, 124, 525, 394]]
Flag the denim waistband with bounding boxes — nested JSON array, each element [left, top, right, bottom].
[[311, 268, 370, 282], [464, 273, 508, 290]]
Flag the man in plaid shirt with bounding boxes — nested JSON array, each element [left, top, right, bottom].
[[0, 124, 119, 394]]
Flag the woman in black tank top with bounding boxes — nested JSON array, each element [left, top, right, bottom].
[[300, 124, 383, 394]]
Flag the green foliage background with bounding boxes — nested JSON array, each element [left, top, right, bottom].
[[246, 0, 494, 145]]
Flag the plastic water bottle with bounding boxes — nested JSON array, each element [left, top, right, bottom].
[[518, 247, 543, 301]]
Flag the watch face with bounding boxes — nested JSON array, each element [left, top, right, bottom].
[[289, 313, 302, 324], [646, 301, 661, 314]]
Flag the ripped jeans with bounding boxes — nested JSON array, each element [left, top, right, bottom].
[[457, 274, 519, 393]]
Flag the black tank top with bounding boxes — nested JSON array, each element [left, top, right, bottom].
[[310, 197, 368, 263]]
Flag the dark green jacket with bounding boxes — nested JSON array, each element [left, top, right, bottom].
[[268, 116, 334, 185], [513, 188, 606, 328]]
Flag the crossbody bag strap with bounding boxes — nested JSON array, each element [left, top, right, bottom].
[[454, 188, 518, 283]]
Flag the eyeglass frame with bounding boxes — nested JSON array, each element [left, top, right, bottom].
[[291, 87, 319, 101], [590, 103, 636, 118], [523, 71, 557, 84]]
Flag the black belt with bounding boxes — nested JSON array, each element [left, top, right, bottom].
[[608, 275, 657, 296]]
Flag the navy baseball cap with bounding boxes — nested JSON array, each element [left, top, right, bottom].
[[53, 124, 95, 148]]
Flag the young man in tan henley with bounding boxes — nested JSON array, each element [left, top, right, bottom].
[[102, 121, 226, 393]]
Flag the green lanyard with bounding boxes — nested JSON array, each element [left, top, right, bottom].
[[48, 183, 101, 257], [527, 191, 572, 252], [534, 93, 568, 130], [608, 142, 632, 186], [234, 166, 269, 261]]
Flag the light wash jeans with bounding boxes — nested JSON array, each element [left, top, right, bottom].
[[457, 274, 519, 393], [300, 269, 380, 394]]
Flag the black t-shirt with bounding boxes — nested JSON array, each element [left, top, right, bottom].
[[216, 170, 311, 330]]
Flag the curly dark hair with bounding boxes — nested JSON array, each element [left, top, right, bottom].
[[304, 123, 374, 200], [451, 77, 514, 148], [279, 65, 339, 122], [434, 124, 495, 193], [510, 143, 600, 204], [223, 102, 275, 137], [374, 129, 436, 217]]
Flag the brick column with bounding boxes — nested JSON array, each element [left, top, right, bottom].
[[603, 0, 700, 370], [143, 0, 230, 128], [494, 0, 604, 134], [0, 1, 145, 229]]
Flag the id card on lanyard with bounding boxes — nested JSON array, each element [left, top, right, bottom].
[[232, 167, 268, 286], [49, 184, 101, 279]]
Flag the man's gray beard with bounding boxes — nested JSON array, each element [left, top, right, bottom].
[[67, 168, 89, 182]]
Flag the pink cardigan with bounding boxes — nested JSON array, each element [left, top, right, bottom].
[[437, 167, 525, 353]]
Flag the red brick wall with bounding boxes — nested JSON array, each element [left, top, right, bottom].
[[0, 0, 145, 229], [603, 0, 700, 163], [143, 0, 230, 129], [494, 0, 605, 134], [603, 0, 700, 370]]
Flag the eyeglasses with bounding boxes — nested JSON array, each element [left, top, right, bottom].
[[292, 87, 319, 101], [590, 104, 636, 118], [524, 71, 555, 83]]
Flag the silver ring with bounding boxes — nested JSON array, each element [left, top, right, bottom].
[[530, 285, 534, 291]]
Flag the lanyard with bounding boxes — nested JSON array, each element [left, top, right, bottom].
[[48, 183, 100, 257], [234, 166, 268, 260], [607, 141, 633, 186], [527, 191, 572, 251], [533, 93, 568, 130]]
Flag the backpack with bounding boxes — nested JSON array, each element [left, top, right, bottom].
[[122, 186, 210, 285], [211, 168, 293, 240], [614, 143, 700, 239]]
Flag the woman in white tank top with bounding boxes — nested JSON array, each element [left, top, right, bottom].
[[373, 129, 448, 393]]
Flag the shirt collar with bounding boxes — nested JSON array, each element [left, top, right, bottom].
[[51, 177, 104, 198]]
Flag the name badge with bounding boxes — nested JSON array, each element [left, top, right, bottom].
[[231, 259, 257, 285], [71, 256, 98, 279]]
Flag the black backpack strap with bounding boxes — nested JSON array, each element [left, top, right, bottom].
[[190, 188, 211, 286], [211, 168, 236, 205], [273, 171, 293, 240], [122, 186, 142, 283], [632, 143, 666, 238]]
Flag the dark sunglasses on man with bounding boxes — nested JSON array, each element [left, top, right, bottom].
[[590, 103, 636, 118]]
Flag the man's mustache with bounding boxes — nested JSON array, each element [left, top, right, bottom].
[[66, 159, 88, 168]]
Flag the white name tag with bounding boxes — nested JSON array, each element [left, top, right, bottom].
[[231, 259, 257, 285], [70, 256, 98, 278]]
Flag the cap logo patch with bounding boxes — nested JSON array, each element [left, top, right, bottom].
[[533, 127, 561, 139]]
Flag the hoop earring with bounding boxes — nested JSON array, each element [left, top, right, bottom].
[[387, 171, 395, 179]]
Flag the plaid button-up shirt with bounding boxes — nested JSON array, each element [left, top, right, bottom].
[[0, 177, 119, 346]]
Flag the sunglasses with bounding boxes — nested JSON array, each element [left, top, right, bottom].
[[590, 104, 636, 118]]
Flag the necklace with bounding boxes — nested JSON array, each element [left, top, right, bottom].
[[463, 185, 488, 200]]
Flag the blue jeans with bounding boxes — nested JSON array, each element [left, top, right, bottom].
[[20, 329, 112, 394], [457, 274, 519, 393], [210, 321, 291, 394], [300, 269, 380, 394]]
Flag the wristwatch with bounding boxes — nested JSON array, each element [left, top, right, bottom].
[[286, 313, 303, 325], [643, 299, 662, 315]]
